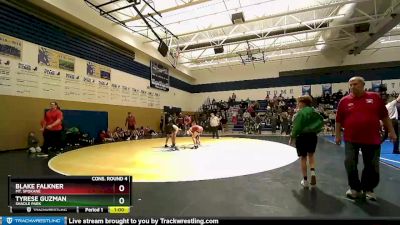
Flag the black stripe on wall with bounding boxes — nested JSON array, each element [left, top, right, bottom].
[[193, 65, 400, 93], [280, 61, 400, 77]]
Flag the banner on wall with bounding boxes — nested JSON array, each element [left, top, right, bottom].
[[40, 67, 63, 99], [302, 85, 311, 96], [110, 83, 121, 102], [140, 89, 148, 105], [0, 57, 13, 95], [15, 62, 40, 96], [155, 92, 160, 107], [87, 61, 111, 80], [322, 83, 332, 95], [38, 46, 75, 72], [131, 87, 139, 104], [0, 35, 165, 109], [81, 76, 97, 101], [64, 73, 81, 98], [0, 33, 22, 59], [371, 80, 382, 92], [150, 61, 169, 91], [97, 79, 110, 103], [121, 85, 131, 104]]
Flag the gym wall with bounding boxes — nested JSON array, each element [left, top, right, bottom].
[[0, 95, 164, 151]]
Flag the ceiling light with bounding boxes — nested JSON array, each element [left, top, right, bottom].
[[380, 39, 400, 44], [305, 14, 345, 24], [231, 12, 245, 24], [214, 46, 224, 54], [126, 0, 141, 4]]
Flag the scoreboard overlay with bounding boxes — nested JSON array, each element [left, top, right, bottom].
[[8, 176, 132, 213]]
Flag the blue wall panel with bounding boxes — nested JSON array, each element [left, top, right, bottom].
[[0, 2, 191, 92], [62, 110, 108, 139]]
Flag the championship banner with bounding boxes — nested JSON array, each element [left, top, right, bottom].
[[155, 92, 160, 107], [121, 85, 131, 104], [322, 83, 332, 95], [38, 46, 75, 72], [131, 87, 139, 104], [139, 89, 147, 105], [0, 57, 12, 92], [110, 83, 121, 102], [302, 85, 311, 96], [150, 61, 169, 91], [371, 80, 382, 92], [64, 73, 81, 99], [15, 62, 40, 97], [86, 61, 111, 80], [0, 33, 23, 59]]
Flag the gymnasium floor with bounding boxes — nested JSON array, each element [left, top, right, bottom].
[[1, 136, 400, 219]]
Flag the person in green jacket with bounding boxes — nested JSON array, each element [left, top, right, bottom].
[[289, 95, 324, 188]]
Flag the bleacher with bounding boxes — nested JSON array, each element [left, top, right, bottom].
[[256, 100, 268, 113], [231, 99, 276, 132], [232, 119, 276, 132], [198, 96, 295, 134]]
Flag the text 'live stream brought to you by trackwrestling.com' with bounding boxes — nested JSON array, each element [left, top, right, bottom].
[[0, 217, 221, 225]]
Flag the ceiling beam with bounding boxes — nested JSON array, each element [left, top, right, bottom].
[[179, 17, 386, 57], [121, 0, 211, 23], [353, 1, 400, 54], [180, 22, 329, 51], [159, 0, 371, 39], [185, 37, 355, 64]]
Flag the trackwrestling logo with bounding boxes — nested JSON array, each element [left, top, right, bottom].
[[2, 217, 65, 225]]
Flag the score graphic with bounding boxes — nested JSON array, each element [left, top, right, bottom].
[[8, 176, 132, 213]]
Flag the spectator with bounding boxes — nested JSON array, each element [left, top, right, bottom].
[[148, 127, 158, 136], [160, 116, 164, 133], [329, 110, 336, 126], [177, 113, 184, 131], [184, 114, 192, 132], [280, 112, 289, 135], [128, 129, 139, 140], [143, 126, 150, 136], [138, 127, 145, 137], [232, 107, 238, 125], [210, 113, 220, 139], [113, 127, 123, 141], [255, 113, 262, 134], [385, 94, 400, 154], [100, 130, 114, 143], [247, 104, 255, 117], [220, 114, 227, 133], [123, 130, 131, 140], [271, 113, 278, 134], [27, 131, 41, 153]]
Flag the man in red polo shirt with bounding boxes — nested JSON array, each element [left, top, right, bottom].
[[335, 76, 396, 201], [41, 101, 63, 154]]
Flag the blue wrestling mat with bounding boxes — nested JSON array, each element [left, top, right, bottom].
[[323, 136, 400, 169]]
